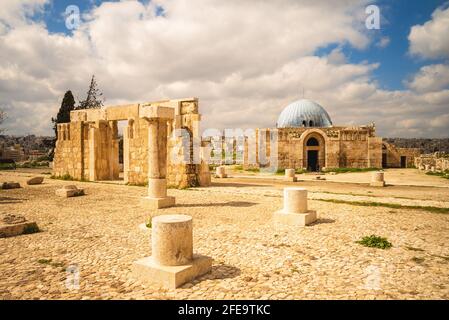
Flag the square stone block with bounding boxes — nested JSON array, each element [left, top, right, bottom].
[[0, 221, 39, 238], [215, 174, 228, 178], [284, 177, 297, 182], [370, 181, 385, 187], [140, 196, 175, 209], [132, 254, 212, 289], [273, 210, 317, 227]]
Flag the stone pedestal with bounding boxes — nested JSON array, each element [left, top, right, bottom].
[[141, 178, 175, 209], [215, 166, 227, 178], [284, 169, 297, 182], [370, 171, 385, 187], [132, 215, 212, 289], [273, 187, 317, 227]]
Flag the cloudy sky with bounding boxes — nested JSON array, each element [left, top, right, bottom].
[[0, 0, 448, 137]]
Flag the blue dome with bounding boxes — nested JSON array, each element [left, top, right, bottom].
[[277, 99, 332, 128]]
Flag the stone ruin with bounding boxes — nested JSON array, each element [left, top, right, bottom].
[[0, 213, 39, 238], [132, 214, 212, 289], [55, 185, 85, 198], [53, 98, 211, 189], [415, 153, 449, 172], [273, 187, 317, 227]]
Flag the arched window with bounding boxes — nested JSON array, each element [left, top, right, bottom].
[[306, 137, 319, 146], [309, 120, 314, 127], [302, 120, 307, 127]]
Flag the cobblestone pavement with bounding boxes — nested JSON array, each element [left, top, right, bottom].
[[0, 171, 448, 300]]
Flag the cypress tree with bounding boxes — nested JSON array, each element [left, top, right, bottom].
[[52, 90, 76, 137]]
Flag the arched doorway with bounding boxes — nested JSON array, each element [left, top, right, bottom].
[[303, 133, 325, 172]]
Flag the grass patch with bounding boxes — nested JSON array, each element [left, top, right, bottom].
[[16, 161, 49, 168], [426, 170, 449, 180], [317, 198, 449, 214], [275, 168, 307, 175], [146, 219, 152, 229], [0, 163, 16, 170], [323, 167, 381, 174], [50, 173, 75, 181], [411, 257, 425, 264], [37, 259, 52, 265], [356, 235, 392, 249], [37, 259, 65, 268]]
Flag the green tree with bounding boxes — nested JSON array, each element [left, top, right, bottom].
[[51, 90, 76, 137], [78, 75, 104, 109]]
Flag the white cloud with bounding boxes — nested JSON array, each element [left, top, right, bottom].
[[376, 36, 390, 48], [409, 6, 449, 59], [407, 64, 449, 93], [0, 0, 448, 139]]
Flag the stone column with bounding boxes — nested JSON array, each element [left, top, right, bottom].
[[284, 168, 297, 182], [140, 105, 175, 209], [132, 214, 212, 289], [273, 187, 317, 226], [370, 171, 385, 187]]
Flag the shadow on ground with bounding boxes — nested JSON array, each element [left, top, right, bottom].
[[0, 196, 25, 204], [211, 182, 273, 188], [311, 218, 336, 225], [176, 201, 258, 208]]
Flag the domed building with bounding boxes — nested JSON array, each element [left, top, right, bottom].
[[276, 99, 333, 128], [244, 99, 420, 171]]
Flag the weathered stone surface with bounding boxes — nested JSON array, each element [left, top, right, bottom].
[[26, 177, 44, 185], [53, 98, 210, 189], [133, 214, 212, 289], [1, 182, 21, 189], [274, 187, 317, 226], [55, 186, 85, 198], [0, 213, 39, 238], [370, 171, 385, 187]]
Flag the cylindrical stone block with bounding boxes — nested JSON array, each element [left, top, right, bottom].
[[372, 171, 384, 182], [285, 169, 295, 178], [216, 166, 226, 176], [152, 214, 193, 266], [148, 178, 167, 198], [283, 187, 308, 213]]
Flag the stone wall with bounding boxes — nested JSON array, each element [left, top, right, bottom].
[[383, 142, 421, 168], [244, 124, 382, 170]]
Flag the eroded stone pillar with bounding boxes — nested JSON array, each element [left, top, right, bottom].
[[284, 169, 297, 182], [140, 106, 175, 209], [273, 187, 317, 226], [132, 214, 212, 289], [370, 171, 385, 187]]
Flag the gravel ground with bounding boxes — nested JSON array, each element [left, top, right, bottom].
[[1, 170, 448, 300]]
